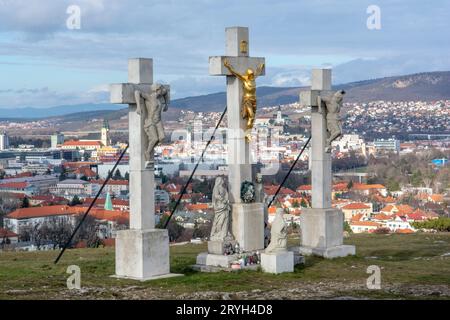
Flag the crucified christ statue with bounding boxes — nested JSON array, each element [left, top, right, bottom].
[[224, 59, 265, 142], [134, 85, 169, 168]]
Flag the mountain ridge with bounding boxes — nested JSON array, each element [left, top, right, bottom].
[[1, 71, 449, 119]]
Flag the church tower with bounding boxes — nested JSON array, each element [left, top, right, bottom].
[[101, 119, 110, 146]]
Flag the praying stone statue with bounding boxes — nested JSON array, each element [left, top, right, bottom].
[[223, 59, 265, 142], [210, 177, 231, 241], [134, 84, 169, 166], [265, 208, 288, 254], [255, 173, 270, 247], [320, 90, 345, 153]]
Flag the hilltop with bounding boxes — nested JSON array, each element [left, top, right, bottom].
[[0, 233, 449, 300]]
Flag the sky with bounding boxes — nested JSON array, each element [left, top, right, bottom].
[[0, 0, 449, 108]]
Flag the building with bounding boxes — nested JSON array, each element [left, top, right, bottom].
[[4, 205, 81, 234], [373, 139, 400, 153], [333, 134, 366, 155], [341, 202, 373, 222], [0, 131, 10, 150], [0, 228, 19, 244], [49, 179, 96, 198], [4, 205, 129, 240], [51, 133, 65, 149], [62, 140, 103, 151], [101, 119, 111, 147], [350, 221, 382, 234], [91, 179, 129, 197], [155, 189, 170, 205]]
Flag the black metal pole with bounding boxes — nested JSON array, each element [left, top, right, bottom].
[[267, 136, 311, 209], [54, 145, 129, 264], [164, 106, 228, 229]]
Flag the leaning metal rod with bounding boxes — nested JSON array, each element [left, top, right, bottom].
[[54, 144, 129, 264], [267, 136, 312, 209], [164, 106, 228, 229]]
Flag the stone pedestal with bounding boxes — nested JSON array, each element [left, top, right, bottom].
[[115, 229, 181, 281], [261, 251, 294, 274], [299, 208, 355, 258], [196, 252, 237, 268], [208, 240, 237, 255], [232, 203, 265, 252]]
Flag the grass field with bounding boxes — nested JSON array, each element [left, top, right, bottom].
[[0, 233, 449, 300]]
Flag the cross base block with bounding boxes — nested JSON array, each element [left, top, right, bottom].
[[115, 229, 181, 280]]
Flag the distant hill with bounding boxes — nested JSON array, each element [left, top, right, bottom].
[[173, 71, 450, 111], [0, 104, 124, 120], [1, 71, 449, 119]]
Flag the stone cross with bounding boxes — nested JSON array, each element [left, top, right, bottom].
[[110, 58, 178, 280], [110, 58, 158, 230], [298, 69, 355, 258], [209, 26, 265, 204], [300, 69, 333, 209]]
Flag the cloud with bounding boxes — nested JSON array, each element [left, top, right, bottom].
[[0, 0, 449, 106]]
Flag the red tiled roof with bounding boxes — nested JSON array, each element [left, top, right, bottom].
[[4, 172, 33, 179], [372, 213, 392, 221], [0, 182, 30, 189], [353, 183, 386, 190], [83, 198, 129, 207], [186, 203, 209, 211], [265, 186, 294, 196], [350, 221, 381, 227], [89, 209, 129, 223], [396, 228, 414, 234], [7, 205, 83, 220], [268, 206, 277, 215], [74, 167, 97, 177], [63, 141, 102, 147], [0, 228, 18, 238], [430, 194, 444, 203], [91, 180, 129, 186], [30, 195, 67, 202], [342, 203, 371, 210]]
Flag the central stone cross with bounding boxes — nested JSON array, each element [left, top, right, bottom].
[[209, 27, 265, 252], [209, 26, 265, 204]]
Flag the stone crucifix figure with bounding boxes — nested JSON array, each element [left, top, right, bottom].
[[320, 90, 345, 152], [134, 84, 169, 167], [223, 59, 265, 142]]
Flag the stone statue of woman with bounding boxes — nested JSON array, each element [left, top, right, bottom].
[[265, 208, 288, 253], [210, 177, 231, 241]]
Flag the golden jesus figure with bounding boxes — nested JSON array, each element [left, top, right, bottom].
[[224, 59, 265, 142]]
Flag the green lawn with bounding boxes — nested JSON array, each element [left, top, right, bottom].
[[1, 233, 449, 300]]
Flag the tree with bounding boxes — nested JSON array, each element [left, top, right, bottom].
[[347, 180, 354, 190], [192, 221, 212, 240], [157, 215, 185, 242], [69, 195, 82, 206], [343, 221, 353, 234], [59, 167, 68, 181], [300, 199, 308, 208], [21, 197, 30, 208], [114, 169, 123, 180], [124, 172, 130, 181], [387, 179, 401, 192]]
